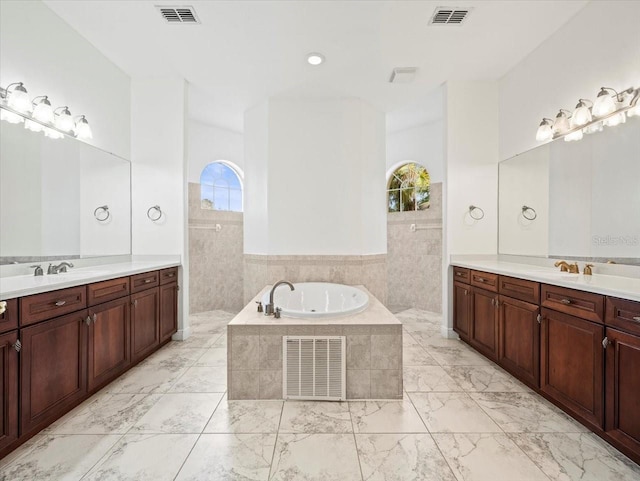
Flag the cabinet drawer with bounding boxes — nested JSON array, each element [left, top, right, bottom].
[[88, 277, 130, 307], [606, 297, 640, 337], [130, 271, 159, 294], [159, 267, 178, 285], [0, 298, 18, 333], [499, 276, 540, 304], [20, 286, 87, 327], [453, 267, 470, 283], [470, 270, 498, 292], [541, 284, 604, 324]]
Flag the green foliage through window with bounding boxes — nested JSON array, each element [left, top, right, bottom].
[[387, 163, 430, 212]]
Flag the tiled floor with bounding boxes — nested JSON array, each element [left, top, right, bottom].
[[1, 308, 639, 481]]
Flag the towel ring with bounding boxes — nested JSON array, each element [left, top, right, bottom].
[[468, 205, 485, 221], [521, 205, 537, 221], [93, 205, 110, 222], [147, 205, 162, 222]]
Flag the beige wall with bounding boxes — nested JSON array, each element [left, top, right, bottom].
[[387, 183, 442, 313]]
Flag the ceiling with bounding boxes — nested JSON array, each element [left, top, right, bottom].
[[43, 0, 587, 133]]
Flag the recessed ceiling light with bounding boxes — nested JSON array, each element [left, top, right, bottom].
[[306, 52, 325, 66]]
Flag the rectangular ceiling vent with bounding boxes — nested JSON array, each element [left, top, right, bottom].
[[389, 67, 418, 84], [429, 7, 471, 25], [156, 6, 200, 24]]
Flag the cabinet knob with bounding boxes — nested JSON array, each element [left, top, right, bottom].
[[477, 277, 486, 283], [93, 313, 98, 323], [132, 299, 138, 307], [12, 339, 22, 352], [85, 316, 91, 325], [144, 279, 153, 284], [495, 299, 499, 309], [54, 300, 66, 307], [464, 289, 468, 296], [0, 301, 6, 315], [602, 337, 611, 349], [633, 316, 640, 322], [560, 299, 572, 305], [537, 314, 542, 324]]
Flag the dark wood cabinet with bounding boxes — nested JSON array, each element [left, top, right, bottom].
[[131, 287, 160, 362], [0, 330, 19, 452], [540, 307, 604, 430], [470, 287, 499, 360], [19, 286, 87, 327], [498, 295, 540, 388], [159, 282, 178, 343], [453, 282, 472, 340], [87, 298, 130, 391], [605, 327, 640, 458], [0, 299, 19, 334], [20, 311, 88, 435]]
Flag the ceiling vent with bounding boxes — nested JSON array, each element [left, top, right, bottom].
[[389, 67, 418, 84], [156, 5, 200, 23], [429, 7, 471, 25]]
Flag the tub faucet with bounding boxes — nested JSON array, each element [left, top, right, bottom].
[[48, 262, 74, 274], [265, 280, 294, 316]]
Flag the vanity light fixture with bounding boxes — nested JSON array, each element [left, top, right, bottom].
[[552, 110, 571, 135], [32, 96, 54, 123], [3, 82, 31, 113], [570, 99, 592, 128], [306, 52, 325, 66], [74, 115, 93, 140], [593, 87, 617, 117], [54, 106, 74, 132], [535, 118, 554, 141]]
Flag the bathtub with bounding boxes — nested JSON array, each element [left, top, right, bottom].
[[261, 282, 369, 319]]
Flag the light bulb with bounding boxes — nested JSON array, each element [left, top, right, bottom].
[[0, 109, 24, 124], [43, 127, 64, 139], [564, 129, 583, 142], [55, 107, 74, 131], [593, 88, 616, 117], [24, 119, 44, 133], [584, 121, 603, 134], [74, 115, 93, 139], [570, 100, 592, 127], [32, 97, 54, 123], [7, 83, 31, 113], [552, 111, 570, 135], [536, 119, 553, 142]]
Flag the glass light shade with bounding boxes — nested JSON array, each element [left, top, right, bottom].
[[43, 127, 64, 139], [0, 108, 24, 124], [552, 112, 570, 134], [570, 102, 592, 127], [627, 103, 640, 118], [564, 129, 583, 142], [55, 107, 74, 131], [536, 121, 553, 142], [74, 116, 93, 139], [24, 119, 44, 133], [593, 91, 616, 117], [604, 111, 626, 127], [7, 84, 31, 113], [32, 98, 54, 123], [584, 121, 603, 134]]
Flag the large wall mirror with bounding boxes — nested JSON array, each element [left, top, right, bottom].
[[499, 117, 640, 265], [0, 120, 131, 265]]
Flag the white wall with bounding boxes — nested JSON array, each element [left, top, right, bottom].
[[187, 119, 244, 183], [499, 0, 640, 161], [0, 0, 131, 160], [386, 119, 444, 183]]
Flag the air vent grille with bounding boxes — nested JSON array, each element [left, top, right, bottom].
[[157, 6, 200, 23], [429, 7, 470, 25]]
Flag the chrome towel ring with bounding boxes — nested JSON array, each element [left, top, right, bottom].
[[468, 205, 485, 220], [93, 205, 110, 222], [147, 205, 162, 222], [522, 205, 537, 221]]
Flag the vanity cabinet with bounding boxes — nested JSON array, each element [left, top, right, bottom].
[[0, 299, 18, 334], [0, 330, 19, 452], [453, 281, 472, 340], [470, 287, 499, 361], [131, 287, 160, 363], [159, 282, 179, 343]]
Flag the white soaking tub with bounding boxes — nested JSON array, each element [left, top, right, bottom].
[[261, 282, 369, 319]]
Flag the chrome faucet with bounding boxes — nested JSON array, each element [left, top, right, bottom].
[[48, 262, 74, 274], [265, 280, 294, 316]]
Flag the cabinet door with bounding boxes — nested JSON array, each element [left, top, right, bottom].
[[498, 296, 540, 388], [159, 282, 178, 343], [471, 288, 499, 360], [87, 298, 131, 392], [453, 282, 472, 340], [131, 288, 159, 363], [540, 308, 604, 429], [605, 328, 640, 458], [0, 330, 19, 452], [20, 311, 88, 435]]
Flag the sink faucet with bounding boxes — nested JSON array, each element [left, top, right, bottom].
[[48, 262, 74, 274], [554, 261, 579, 274], [265, 280, 294, 316]]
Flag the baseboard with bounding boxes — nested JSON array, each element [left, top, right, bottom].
[[172, 326, 191, 341]]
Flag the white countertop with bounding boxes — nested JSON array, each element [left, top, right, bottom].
[[0, 258, 181, 300], [451, 259, 640, 302]]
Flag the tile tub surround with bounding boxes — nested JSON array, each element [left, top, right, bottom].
[[227, 286, 403, 400], [243, 254, 388, 307]]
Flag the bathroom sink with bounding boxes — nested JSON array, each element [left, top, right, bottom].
[[56, 270, 109, 279]]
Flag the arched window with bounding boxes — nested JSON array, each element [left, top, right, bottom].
[[387, 162, 430, 212], [200, 162, 243, 211]]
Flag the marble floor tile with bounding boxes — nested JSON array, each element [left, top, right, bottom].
[[171, 332, 219, 349], [412, 331, 465, 348], [402, 331, 420, 347], [509, 432, 640, 481], [270, 433, 362, 481], [403, 346, 439, 366], [349, 400, 427, 433], [403, 365, 464, 392], [204, 399, 283, 433], [130, 392, 223, 433], [104, 363, 188, 394], [48, 392, 161, 434], [443, 365, 530, 392], [138, 344, 206, 369], [211, 333, 228, 348], [409, 392, 502, 433], [279, 401, 353, 433], [193, 347, 227, 367], [470, 392, 588, 433], [424, 343, 491, 366], [174, 434, 276, 481], [433, 433, 549, 481], [0, 434, 121, 481], [356, 433, 457, 481], [169, 366, 227, 393], [82, 433, 198, 481]]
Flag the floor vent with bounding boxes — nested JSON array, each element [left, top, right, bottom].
[[156, 6, 200, 24], [429, 7, 471, 25], [283, 336, 346, 401]]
